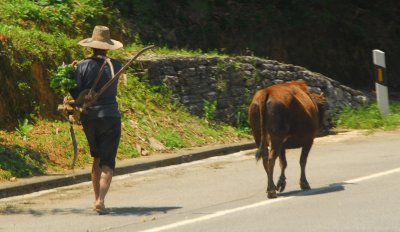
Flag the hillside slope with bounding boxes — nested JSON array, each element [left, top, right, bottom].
[[0, 1, 248, 181]]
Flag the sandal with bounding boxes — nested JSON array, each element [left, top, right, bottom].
[[95, 204, 109, 215]]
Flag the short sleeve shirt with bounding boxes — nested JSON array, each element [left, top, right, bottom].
[[70, 56, 122, 122]]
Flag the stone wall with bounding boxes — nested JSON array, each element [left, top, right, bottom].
[[134, 55, 369, 127]]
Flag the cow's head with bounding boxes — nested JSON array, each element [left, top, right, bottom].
[[310, 93, 328, 134]]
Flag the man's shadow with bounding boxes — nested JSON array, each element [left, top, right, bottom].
[[107, 206, 182, 216], [0, 206, 182, 217]]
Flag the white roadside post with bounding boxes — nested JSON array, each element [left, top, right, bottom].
[[372, 49, 389, 117]]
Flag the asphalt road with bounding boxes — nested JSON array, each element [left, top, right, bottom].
[[1, 129, 400, 232]]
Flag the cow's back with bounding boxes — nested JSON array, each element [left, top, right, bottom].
[[249, 80, 319, 150], [267, 80, 319, 148]]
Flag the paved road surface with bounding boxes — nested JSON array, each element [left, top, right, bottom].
[[1, 130, 400, 231]]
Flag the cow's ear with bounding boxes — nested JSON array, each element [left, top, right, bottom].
[[319, 92, 326, 101], [311, 93, 326, 104]]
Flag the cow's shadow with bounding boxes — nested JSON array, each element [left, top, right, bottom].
[[279, 182, 350, 197]]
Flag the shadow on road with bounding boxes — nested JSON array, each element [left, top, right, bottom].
[[279, 182, 353, 197], [108, 206, 182, 216], [0, 206, 182, 217]]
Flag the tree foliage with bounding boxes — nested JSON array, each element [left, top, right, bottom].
[[108, 0, 400, 90]]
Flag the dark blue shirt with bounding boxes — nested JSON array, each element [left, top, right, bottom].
[[70, 56, 122, 122]]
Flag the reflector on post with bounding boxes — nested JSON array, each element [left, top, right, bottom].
[[372, 49, 389, 117]]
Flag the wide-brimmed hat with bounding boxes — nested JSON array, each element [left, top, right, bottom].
[[78, 25, 123, 50]]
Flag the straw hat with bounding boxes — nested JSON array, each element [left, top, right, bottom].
[[78, 25, 123, 50]]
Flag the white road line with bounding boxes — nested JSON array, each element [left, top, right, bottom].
[[139, 166, 400, 232], [345, 167, 400, 184], [139, 197, 294, 232]]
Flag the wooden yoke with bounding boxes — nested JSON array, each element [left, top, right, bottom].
[[79, 45, 155, 113]]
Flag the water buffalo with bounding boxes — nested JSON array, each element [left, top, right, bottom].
[[248, 80, 325, 198]]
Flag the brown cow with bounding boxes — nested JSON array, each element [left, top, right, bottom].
[[248, 80, 325, 198]]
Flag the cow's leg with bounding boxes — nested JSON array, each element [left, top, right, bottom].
[[262, 156, 277, 199], [263, 137, 283, 198], [299, 143, 312, 190], [276, 149, 287, 192]]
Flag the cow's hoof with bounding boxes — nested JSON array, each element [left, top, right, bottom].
[[300, 181, 311, 190], [267, 190, 277, 199], [276, 177, 286, 192]]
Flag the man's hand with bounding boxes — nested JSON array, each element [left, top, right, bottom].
[[60, 96, 79, 124], [63, 96, 74, 105], [68, 114, 76, 124], [71, 60, 80, 68]]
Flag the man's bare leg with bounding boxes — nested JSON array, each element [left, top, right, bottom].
[[96, 165, 113, 208], [92, 159, 113, 211], [91, 158, 101, 204]]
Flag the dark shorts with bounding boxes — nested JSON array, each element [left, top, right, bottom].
[[82, 117, 121, 169]]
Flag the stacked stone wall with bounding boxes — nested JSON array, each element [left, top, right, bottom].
[[134, 56, 369, 127]]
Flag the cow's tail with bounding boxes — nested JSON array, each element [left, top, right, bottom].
[[249, 95, 268, 162]]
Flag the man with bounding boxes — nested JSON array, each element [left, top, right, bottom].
[[70, 25, 123, 215]]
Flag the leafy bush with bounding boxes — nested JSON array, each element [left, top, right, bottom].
[[50, 64, 77, 96], [0, 0, 122, 37], [203, 99, 217, 123], [0, 24, 81, 69], [16, 119, 33, 141]]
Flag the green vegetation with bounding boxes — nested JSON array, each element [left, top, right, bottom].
[[156, 127, 186, 148], [0, 144, 46, 179], [0, 0, 120, 37], [0, 24, 81, 71], [110, 43, 226, 61], [235, 110, 250, 133], [50, 64, 77, 96], [16, 119, 33, 141], [203, 100, 217, 123], [335, 102, 400, 130]]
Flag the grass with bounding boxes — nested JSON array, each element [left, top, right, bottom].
[[0, 0, 119, 37], [0, 24, 81, 69], [0, 142, 46, 179], [109, 42, 227, 60], [335, 102, 400, 130]]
